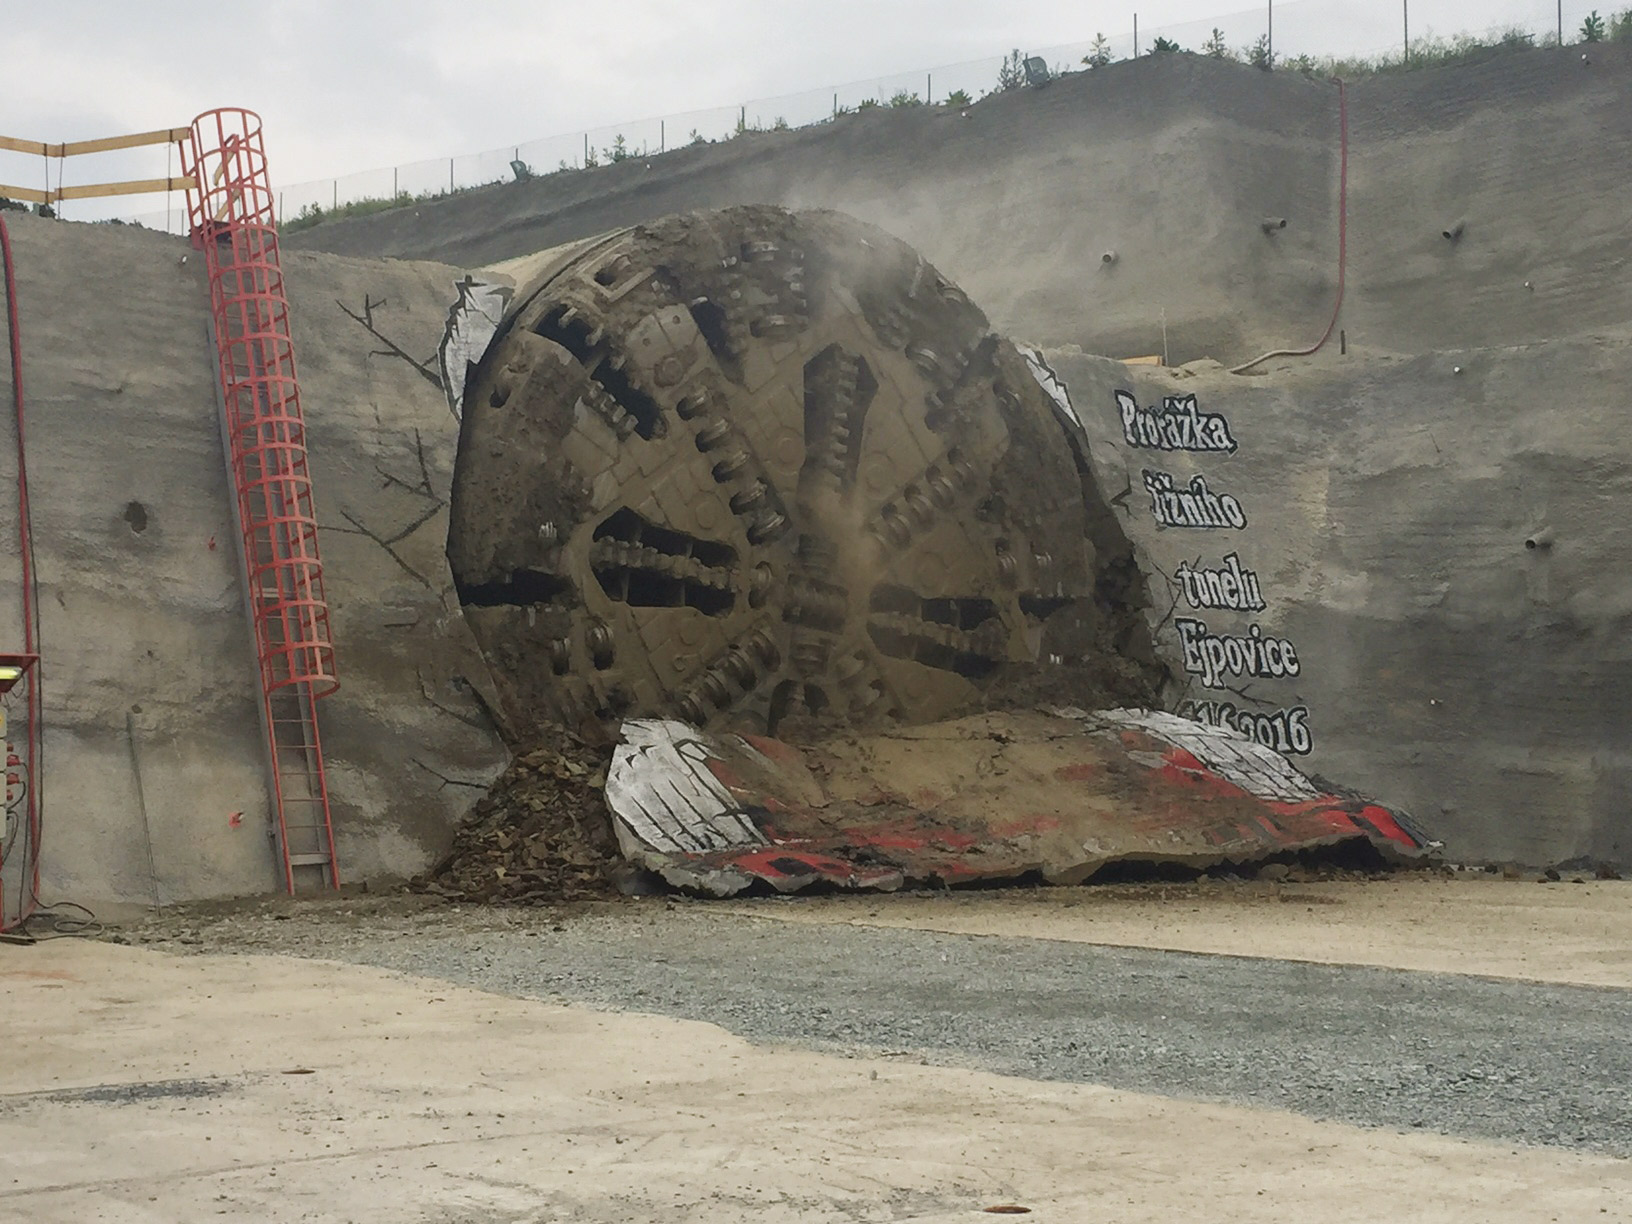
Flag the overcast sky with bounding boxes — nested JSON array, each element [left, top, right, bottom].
[[2, 0, 1594, 220]]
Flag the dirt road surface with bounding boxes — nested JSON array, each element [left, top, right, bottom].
[[4, 879, 1629, 1222], [722, 875, 1632, 989]]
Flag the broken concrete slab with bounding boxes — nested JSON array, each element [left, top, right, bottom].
[[606, 709, 1434, 896]]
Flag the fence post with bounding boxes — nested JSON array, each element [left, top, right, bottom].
[[584, 133, 589, 166], [1134, 13, 1140, 56], [332, 180, 337, 210], [1268, 1, 1273, 64], [927, 72, 933, 103], [833, 92, 838, 116], [448, 158, 454, 192], [393, 167, 398, 198], [1403, 0, 1409, 62], [661, 120, 665, 153]]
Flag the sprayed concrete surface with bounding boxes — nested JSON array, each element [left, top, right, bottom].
[[1042, 344, 1632, 869], [5, 938, 1632, 1223], [723, 877, 1632, 990], [0, 213, 507, 906]]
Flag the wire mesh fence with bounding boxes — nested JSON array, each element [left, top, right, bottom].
[[18, 0, 1617, 235]]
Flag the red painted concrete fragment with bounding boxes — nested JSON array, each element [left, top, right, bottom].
[[604, 708, 1435, 896]]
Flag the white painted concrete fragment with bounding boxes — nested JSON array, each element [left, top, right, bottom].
[[437, 275, 512, 418], [605, 719, 766, 858]]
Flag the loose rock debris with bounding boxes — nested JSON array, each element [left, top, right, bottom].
[[415, 732, 621, 903]]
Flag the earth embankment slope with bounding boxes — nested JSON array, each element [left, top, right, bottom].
[[287, 45, 1632, 362]]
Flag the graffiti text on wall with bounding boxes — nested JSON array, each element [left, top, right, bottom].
[[1116, 388, 1313, 756], [1117, 390, 1239, 453], [1144, 471, 1248, 530], [1175, 553, 1266, 612], [1175, 618, 1302, 688]]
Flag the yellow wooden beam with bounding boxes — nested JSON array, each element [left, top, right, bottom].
[[1121, 355, 1165, 366], [1, 127, 187, 159], [0, 135, 51, 157], [0, 182, 51, 205], [54, 128, 189, 157], [54, 175, 197, 201]]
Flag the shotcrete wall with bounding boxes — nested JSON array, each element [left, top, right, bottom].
[[1045, 344, 1632, 868], [0, 213, 505, 907]]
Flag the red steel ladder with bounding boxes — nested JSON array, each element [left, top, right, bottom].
[[182, 110, 340, 893]]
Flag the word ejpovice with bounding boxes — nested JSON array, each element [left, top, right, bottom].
[[1175, 617, 1301, 689]]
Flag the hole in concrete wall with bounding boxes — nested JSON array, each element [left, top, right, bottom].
[[122, 501, 149, 534]]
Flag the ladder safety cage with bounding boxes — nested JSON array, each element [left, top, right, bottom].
[[181, 109, 340, 894]]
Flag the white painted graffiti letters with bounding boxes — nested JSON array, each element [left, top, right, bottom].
[[1101, 379, 1314, 760], [1116, 390, 1238, 454], [1144, 471, 1248, 530], [1175, 618, 1301, 689], [1180, 700, 1314, 757], [1175, 553, 1267, 612]]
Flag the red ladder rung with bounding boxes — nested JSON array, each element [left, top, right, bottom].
[[184, 107, 341, 896]]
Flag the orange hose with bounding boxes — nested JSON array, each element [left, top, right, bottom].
[[1230, 77, 1348, 374]]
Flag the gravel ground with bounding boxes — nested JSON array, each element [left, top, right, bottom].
[[129, 897, 1632, 1158]]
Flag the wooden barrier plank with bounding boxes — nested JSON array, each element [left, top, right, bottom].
[[55, 128, 189, 157], [0, 135, 51, 157], [0, 182, 51, 205], [54, 176, 197, 201]]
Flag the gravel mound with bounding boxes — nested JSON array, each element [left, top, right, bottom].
[[413, 732, 622, 903]]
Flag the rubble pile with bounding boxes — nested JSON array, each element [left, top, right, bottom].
[[414, 733, 622, 903]]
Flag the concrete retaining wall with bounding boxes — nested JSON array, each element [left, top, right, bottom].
[[0, 213, 506, 906], [1045, 343, 1631, 867]]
